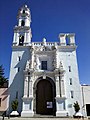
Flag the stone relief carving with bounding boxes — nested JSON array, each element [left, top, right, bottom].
[[26, 60, 31, 70], [52, 56, 56, 69], [34, 55, 41, 70], [33, 45, 54, 52], [59, 61, 63, 70], [34, 46, 46, 52]]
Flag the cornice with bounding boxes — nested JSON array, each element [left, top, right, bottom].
[[58, 45, 77, 49], [12, 45, 31, 49], [14, 26, 30, 31]]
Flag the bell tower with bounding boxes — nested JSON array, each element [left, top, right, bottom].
[[8, 5, 32, 115], [13, 5, 32, 46]]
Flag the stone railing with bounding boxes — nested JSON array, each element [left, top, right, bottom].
[[32, 42, 59, 46]]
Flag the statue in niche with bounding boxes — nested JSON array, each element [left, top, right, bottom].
[[34, 45, 49, 52], [34, 56, 40, 70], [26, 60, 31, 70], [59, 61, 63, 70], [38, 46, 45, 51]]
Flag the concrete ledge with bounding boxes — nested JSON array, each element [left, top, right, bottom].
[[21, 111, 34, 117], [10, 111, 19, 117], [56, 111, 68, 117]]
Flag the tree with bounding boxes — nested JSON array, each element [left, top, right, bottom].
[[11, 99, 18, 111], [73, 101, 80, 113], [0, 65, 8, 87]]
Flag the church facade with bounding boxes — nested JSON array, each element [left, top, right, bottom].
[[8, 5, 82, 117]]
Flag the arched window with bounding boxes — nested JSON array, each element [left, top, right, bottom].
[[23, 10, 25, 14], [66, 35, 70, 45], [19, 35, 24, 46], [21, 20, 25, 26]]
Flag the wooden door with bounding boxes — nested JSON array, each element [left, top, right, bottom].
[[36, 80, 53, 115]]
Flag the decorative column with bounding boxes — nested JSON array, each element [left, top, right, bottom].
[[55, 66, 67, 117], [59, 71, 62, 97], [26, 30, 31, 44], [55, 50, 58, 69], [31, 46, 34, 69], [61, 78, 65, 97], [29, 76, 33, 97], [23, 75, 28, 97], [55, 75, 60, 98], [13, 31, 19, 46], [24, 32, 27, 45], [17, 32, 19, 45], [21, 72, 34, 117], [13, 32, 17, 43], [59, 61, 65, 97]]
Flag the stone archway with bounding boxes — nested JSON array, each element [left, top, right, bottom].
[[33, 77, 56, 116]]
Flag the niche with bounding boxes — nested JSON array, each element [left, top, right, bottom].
[[21, 20, 25, 26], [23, 10, 25, 14], [66, 35, 70, 45], [19, 35, 24, 46]]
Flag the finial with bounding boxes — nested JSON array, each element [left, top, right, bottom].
[[43, 38, 46, 42], [42, 38, 46, 46], [25, 5, 27, 8]]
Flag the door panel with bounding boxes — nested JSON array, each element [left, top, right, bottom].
[[36, 80, 53, 115]]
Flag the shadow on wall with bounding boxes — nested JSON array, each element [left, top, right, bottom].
[[7, 48, 31, 115]]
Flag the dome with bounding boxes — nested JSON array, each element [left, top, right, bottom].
[[17, 5, 30, 18]]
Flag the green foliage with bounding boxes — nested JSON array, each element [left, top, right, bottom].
[[11, 99, 18, 111], [0, 65, 8, 87], [73, 101, 80, 113]]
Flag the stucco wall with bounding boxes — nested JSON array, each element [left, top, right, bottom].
[[81, 85, 90, 116], [0, 88, 8, 112], [9, 46, 31, 113], [57, 49, 82, 116]]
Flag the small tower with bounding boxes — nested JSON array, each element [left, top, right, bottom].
[[13, 5, 32, 46], [59, 33, 66, 46], [59, 33, 75, 46], [68, 33, 75, 46], [8, 5, 32, 115]]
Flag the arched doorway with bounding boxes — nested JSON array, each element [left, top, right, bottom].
[[35, 77, 56, 115]]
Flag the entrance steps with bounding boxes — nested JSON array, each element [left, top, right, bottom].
[[34, 114, 68, 118], [34, 114, 55, 118]]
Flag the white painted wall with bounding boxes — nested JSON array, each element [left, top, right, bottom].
[[81, 85, 90, 117], [9, 47, 31, 113], [57, 48, 82, 116]]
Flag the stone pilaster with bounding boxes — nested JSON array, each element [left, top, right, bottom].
[[23, 76, 28, 97], [55, 75, 60, 97], [21, 73, 34, 117], [24, 32, 27, 44], [29, 77, 33, 97], [55, 51, 58, 69], [13, 32, 17, 43], [61, 78, 65, 97], [31, 50, 34, 69]]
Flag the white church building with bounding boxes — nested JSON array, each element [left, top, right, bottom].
[[8, 5, 82, 117]]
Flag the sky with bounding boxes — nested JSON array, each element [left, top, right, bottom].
[[0, 0, 90, 84]]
